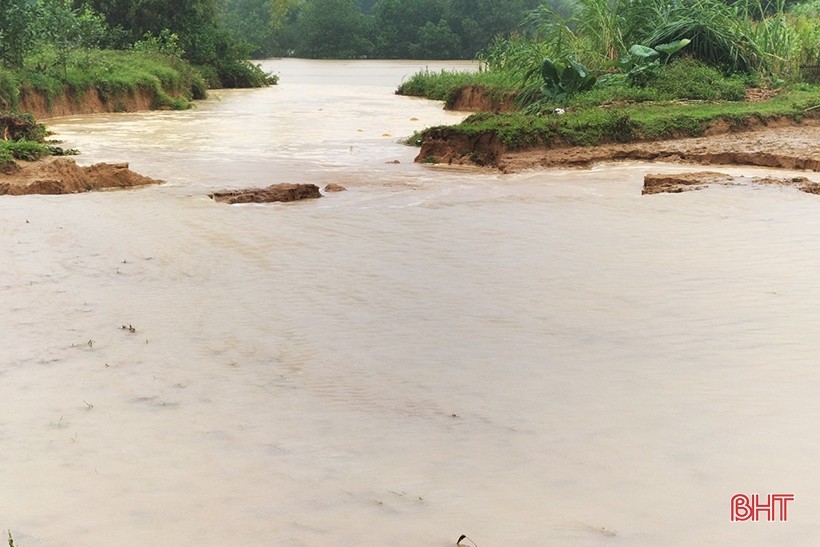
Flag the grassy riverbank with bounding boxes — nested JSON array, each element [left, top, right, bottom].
[[0, 49, 210, 114], [397, 68, 518, 108], [396, 0, 820, 164], [0, 50, 202, 169], [399, 56, 820, 165], [421, 83, 820, 150]]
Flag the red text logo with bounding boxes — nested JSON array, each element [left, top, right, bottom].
[[731, 494, 794, 522]]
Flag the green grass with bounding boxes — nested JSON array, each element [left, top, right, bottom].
[[400, 59, 751, 114], [407, 57, 820, 155], [0, 140, 51, 161], [569, 59, 749, 108], [396, 68, 520, 107], [0, 111, 75, 168], [0, 140, 52, 168], [649, 58, 749, 100], [420, 84, 820, 150], [1, 48, 210, 114]]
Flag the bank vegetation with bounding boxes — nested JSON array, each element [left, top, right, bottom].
[[397, 0, 820, 165]]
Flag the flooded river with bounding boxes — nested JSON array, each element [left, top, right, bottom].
[[3, 59, 820, 546]]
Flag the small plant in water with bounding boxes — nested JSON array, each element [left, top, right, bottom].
[[8, 530, 15, 547]]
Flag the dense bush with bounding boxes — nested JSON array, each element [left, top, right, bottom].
[[649, 58, 748, 100]]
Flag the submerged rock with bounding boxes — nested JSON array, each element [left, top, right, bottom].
[[323, 183, 347, 192], [209, 183, 322, 204]]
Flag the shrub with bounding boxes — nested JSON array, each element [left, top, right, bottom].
[[0, 69, 20, 110], [215, 59, 276, 88], [649, 57, 747, 100]]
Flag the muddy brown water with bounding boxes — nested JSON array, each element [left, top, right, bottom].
[[3, 59, 820, 546]]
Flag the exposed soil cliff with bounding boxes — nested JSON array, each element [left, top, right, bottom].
[[19, 85, 163, 120], [417, 127, 506, 167], [447, 85, 516, 113]]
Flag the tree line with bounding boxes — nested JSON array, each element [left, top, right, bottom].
[[220, 0, 544, 59], [3, 0, 547, 69]]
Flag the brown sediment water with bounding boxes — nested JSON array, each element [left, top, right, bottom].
[[2, 59, 820, 546]]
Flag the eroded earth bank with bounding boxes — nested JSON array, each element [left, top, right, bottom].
[[417, 115, 820, 174]]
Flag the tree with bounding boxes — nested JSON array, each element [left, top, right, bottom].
[[79, 0, 223, 62], [77, 0, 269, 86], [39, 0, 107, 75], [242, 0, 560, 59], [372, 0, 447, 57], [220, 0, 301, 57], [447, 0, 542, 57], [415, 19, 461, 58], [293, 0, 373, 58], [0, 0, 39, 68]]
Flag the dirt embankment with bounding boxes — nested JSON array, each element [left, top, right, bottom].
[[417, 117, 820, 173], [0, 158, 163, 196], [447, 85, 516, 113], [417, 127, 506, 167], [18, 85, 160, 119]]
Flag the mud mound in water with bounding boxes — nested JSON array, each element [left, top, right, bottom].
[[0, 157, 163, 196], [209, 183, 322, 204], [643, 171, 820, 195]]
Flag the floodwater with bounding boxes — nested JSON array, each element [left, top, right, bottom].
[[3, 59, 820, 546]]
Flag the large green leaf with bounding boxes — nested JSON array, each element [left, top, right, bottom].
[[561, 62, 581, 90], [628, 44, 659, 59], [540, 59, 560, 86], [578, 74, 597, 92], [568, 59, 588, 79], [655, 38, 691, 57]]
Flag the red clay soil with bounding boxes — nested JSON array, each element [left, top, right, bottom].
[[18, 87, 159, 120], [0, 157, 163, 196]]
